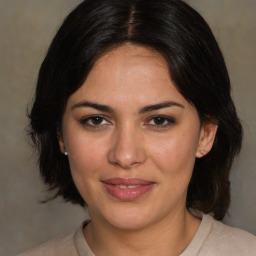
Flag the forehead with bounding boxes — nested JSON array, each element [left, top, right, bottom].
[[87, 43, 170, 87], [66, 43, 190, 109], [95, 43, 168, 69]]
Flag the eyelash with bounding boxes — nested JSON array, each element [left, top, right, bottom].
[[80, 115, 176, 130], [145, 115, 176, 129], [80, 115, 111, 129]]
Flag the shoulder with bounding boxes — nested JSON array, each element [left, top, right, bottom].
[[201, 215, 256, 255], [16, 226, 81, 256], [17, 221, 94, 256]]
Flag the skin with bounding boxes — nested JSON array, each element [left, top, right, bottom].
[[58, 43, 217, 256]]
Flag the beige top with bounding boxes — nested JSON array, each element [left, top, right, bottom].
[[17, 214, 256, 256]]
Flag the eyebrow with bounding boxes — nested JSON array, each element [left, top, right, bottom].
[[138, 101, 184, 114], [71, 100, 184, 113], [71, 101, 114, 113]]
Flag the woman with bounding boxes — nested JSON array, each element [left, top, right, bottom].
[[19, 0, 256, 255]]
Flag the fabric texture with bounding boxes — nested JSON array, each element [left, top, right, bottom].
[[17, 214, 256, 256]]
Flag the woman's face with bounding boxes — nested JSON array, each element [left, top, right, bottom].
[[59, 43, 216, 230]]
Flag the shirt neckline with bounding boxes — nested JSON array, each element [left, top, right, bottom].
[[74, 213, 214, 256]]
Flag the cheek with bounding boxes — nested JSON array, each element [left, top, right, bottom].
[[66, 135, 107, 179], [148, 132, 198, 176], [65, 136, 107, 203]]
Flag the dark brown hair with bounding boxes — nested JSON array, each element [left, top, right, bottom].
[[29, 0, 243, 220]]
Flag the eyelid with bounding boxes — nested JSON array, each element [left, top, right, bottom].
[[145, 115, 176, 127], [146, 114, 175, 121], [79, 114, 175, 131], [80, 115, 112, 127]]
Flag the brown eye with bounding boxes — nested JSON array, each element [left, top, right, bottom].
[[146, 115, 175, 128], [90, 116, 104, 125], [81, 115, 110, 127], [153, 117, 167, 125]]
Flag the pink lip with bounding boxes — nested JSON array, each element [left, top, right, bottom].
[[102, 178, 155, 201]]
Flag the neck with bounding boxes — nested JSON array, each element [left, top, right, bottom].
[[84, 208, 200, 256]]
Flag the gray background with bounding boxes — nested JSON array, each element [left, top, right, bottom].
[[0, 0, 255, 255]]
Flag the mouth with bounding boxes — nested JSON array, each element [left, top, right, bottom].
[[101, 178, 155, 201]]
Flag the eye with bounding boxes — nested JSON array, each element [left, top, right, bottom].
[[80, 115, 111, 128], [146, 115, 175, 128]]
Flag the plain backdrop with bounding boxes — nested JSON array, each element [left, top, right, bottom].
[[0, 0, 255, 255]]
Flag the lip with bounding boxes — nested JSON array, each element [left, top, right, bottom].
[[101, 178, 155, 201]]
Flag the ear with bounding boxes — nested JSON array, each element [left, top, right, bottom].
[[57, 129, 65, 154], [196, 122, 218, 158]]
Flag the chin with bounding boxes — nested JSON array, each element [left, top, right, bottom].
[[109, 216, 151, 231], [101, 204, 154, 231]]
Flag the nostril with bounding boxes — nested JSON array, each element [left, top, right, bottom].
[[107, 131, 147, 169], [111, 159, 140, 169]]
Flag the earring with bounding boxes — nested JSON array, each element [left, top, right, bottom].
[[64, 152, 68, 156]]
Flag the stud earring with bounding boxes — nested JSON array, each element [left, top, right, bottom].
[[64, 152, 68, 156]]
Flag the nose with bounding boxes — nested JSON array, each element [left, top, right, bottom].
[[107, 125, 147, 169]]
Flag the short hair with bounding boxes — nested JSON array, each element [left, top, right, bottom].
[[29, 0, 243, 220]]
